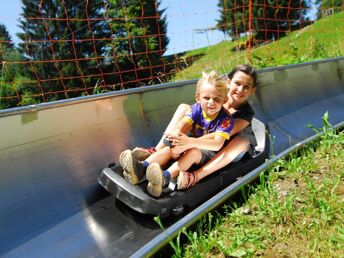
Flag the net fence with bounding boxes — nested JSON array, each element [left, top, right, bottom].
[[0, 0, 343, 109]]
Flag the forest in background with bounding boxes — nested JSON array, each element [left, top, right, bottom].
[[0, 0, 343, 109]]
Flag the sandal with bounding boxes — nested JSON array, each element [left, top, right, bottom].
[[177, 171, 198, 190]]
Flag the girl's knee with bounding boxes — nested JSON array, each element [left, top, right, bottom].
[[178, 148, 201, 171], [185, 148, 198, 155], [184, 148, 202, 161], [163, 146, 175, 157], [170, 151, 180, 160], [178, 103, 191, 114]]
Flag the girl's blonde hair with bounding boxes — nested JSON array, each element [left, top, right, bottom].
[[196, 70, 229, 98]]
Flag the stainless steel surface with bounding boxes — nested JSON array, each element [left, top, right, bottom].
[[252, 57, 344, 153], [133, 120, 344, 258], [1, 57, 344, 257], [0, 81, 195, 256], [4, 196, 162, 258]]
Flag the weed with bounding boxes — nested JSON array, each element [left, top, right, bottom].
[[154, 216, 183, 257], [172, 114, 343, 257]]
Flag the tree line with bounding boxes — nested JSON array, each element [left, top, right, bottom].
[[0, 0, 339, 110]]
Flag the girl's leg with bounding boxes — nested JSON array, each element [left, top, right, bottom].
[[146, 148, 201, 197], [177, 136, 249, 189], [155, 103, 191, 150], [145, 146, 173, 166], [120, 146, 172, 185], [193, 136, 249, 182], [166, 148, 202, 179]]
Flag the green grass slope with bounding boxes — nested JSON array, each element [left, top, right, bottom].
[[176, 117, 344, 258], [173, 11, 344, 80]]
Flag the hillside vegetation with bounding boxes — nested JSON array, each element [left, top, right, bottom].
[[167, 12, 344, 257], [178, 119, 344, 257], [173, 11, 344, 80]]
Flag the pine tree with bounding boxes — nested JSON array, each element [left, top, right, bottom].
[[105, 0, 169, 89], [217, 0, 311, 43], [0, 23, 15, 77], [0, 24, 17, 109], [16, 0, 110, 103], [0, 24, 15, 51]]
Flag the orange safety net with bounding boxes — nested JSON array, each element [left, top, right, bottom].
[[0, 0, 343, 109]]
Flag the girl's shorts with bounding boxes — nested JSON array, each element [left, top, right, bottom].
[[199, 144, 254, 167]]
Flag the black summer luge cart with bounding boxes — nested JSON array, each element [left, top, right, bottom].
[[98, 118, 269, 217]]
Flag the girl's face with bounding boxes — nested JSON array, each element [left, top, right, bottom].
[[196, 82, 228, 117], [228, 71, 255, 105]]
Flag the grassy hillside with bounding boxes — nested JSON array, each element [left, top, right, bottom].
[[165, 13, 344, 257], [173, 11, 344, 80], [172, 117, 344, 257]]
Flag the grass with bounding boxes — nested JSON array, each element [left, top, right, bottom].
[[172, 11, 344, 81], [156, 14, 344, 257], [167, 114, 344, 257]]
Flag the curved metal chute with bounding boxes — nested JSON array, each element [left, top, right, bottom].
[[0, 57, 343, 257], [133, 120, 344, 258]]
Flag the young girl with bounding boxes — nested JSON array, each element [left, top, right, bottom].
[[127, 64, 257, 191], [120, 70, 234, 197]]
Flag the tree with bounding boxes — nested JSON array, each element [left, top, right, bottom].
[[217, 0, 311, 43], [0, 23, 23, 109], [105, 0, 169, 89], [0, 23, 16, 77], [0, 23, 15, 77], [16, 0, 110, 103], [0, 24, 15, 51]]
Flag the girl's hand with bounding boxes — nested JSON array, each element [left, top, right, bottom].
[[165, 129, 180, 141], [173, 132, 192, 147]]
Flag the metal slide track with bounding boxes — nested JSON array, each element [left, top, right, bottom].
[[1, 58, 343, 257]]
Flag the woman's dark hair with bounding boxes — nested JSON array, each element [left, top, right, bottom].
[[227, 64, 258, 88]]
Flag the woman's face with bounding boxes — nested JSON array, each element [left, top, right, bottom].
[[228, 71, 255, 105]]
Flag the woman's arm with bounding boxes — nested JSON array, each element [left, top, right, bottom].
[[231, 118, 250, 135], [173, 133, 226, 152], [173, 115, 249, 151]]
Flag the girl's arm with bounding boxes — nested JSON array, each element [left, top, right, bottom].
[[173, 133, 226, 152], [198, 118, 250, 139]]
